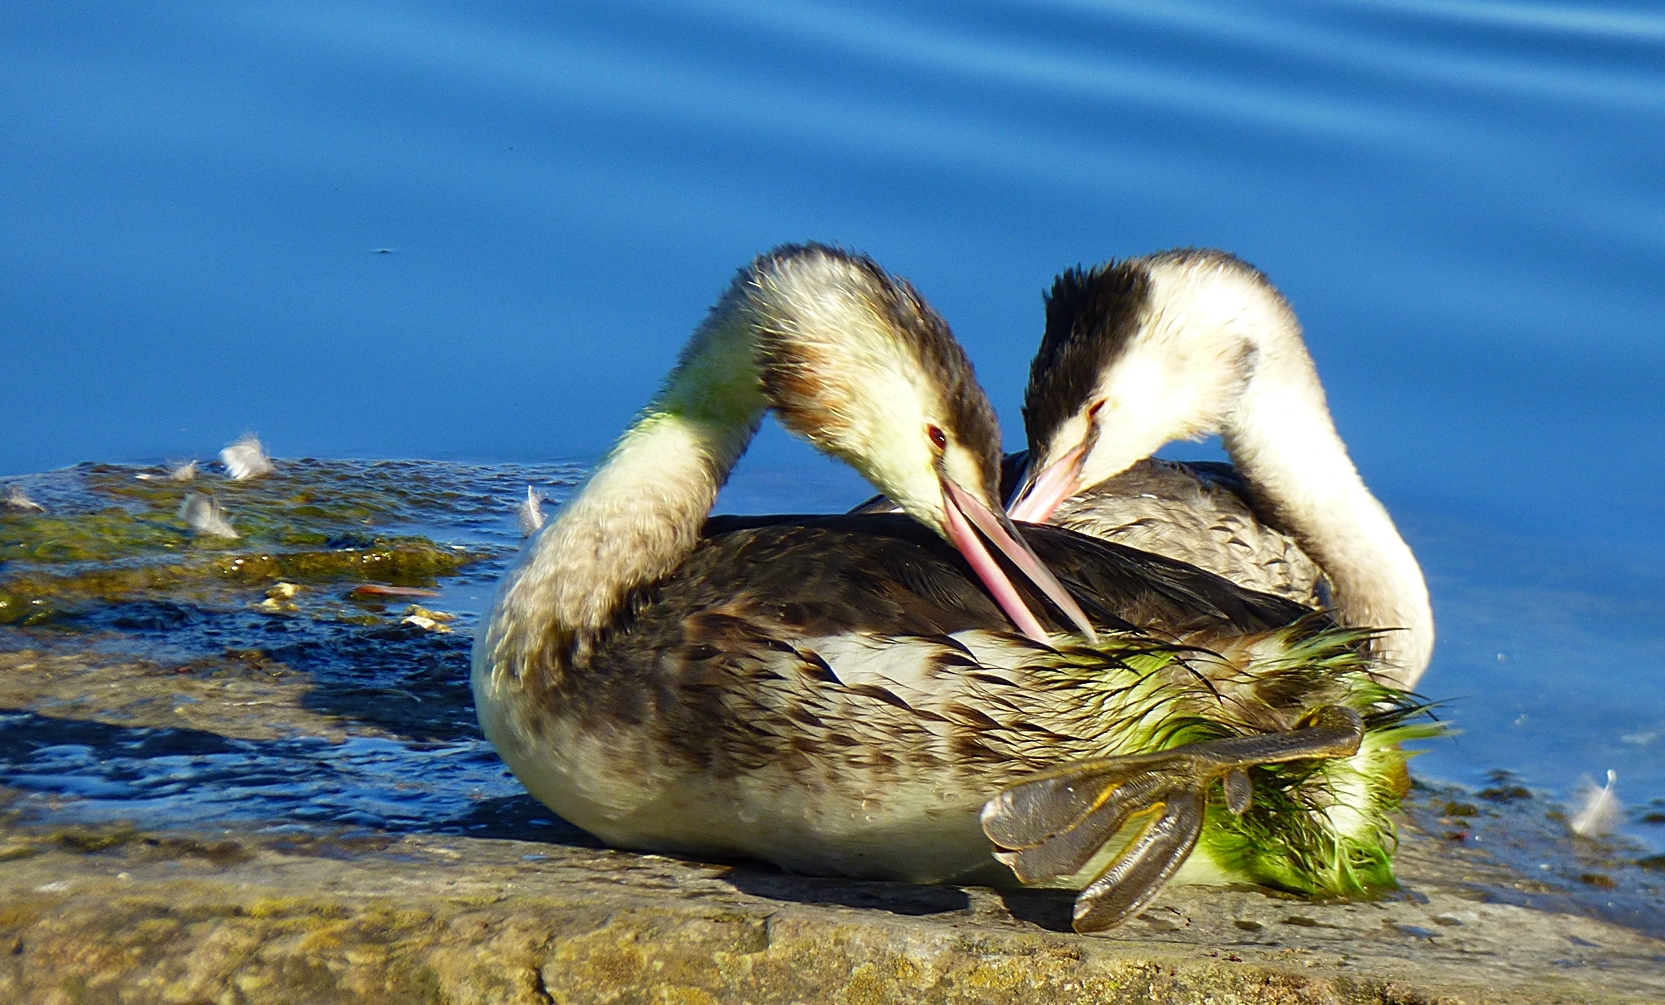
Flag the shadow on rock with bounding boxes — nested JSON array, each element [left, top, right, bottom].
[[998, 887, 1079, 932], [724, 865, 972, 916]]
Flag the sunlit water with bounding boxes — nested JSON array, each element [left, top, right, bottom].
[[0, 461, 591, 842], [2, 0, 1662, 916]]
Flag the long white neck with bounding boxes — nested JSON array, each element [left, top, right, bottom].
[[1221, 302, 1433, 689], [479, 295, 766, 688]]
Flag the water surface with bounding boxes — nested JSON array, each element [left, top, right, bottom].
[[2, 0, 1663, 892]]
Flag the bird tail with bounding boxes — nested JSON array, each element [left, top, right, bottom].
[[984, 623, 1442, 932]]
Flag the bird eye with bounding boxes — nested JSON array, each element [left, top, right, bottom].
[[1086, 399, 1106, 419], [927, 424, 948, 450]]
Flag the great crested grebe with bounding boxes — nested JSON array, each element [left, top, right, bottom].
[[1010, 249, 1434, 689], [474, 244, 1431, 932]]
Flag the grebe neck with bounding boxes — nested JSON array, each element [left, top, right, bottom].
[[1222, 308, 1433, 686], [480, 297, 766, 689]]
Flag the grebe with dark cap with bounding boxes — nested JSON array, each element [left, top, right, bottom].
[[474, 244, 1433, 932], [1010, 249, 1434, 689]]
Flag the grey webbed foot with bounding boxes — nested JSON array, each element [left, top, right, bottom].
[[980, 705, 1364, 933]]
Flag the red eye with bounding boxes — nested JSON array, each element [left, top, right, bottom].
[[927, 424, 947, 450]]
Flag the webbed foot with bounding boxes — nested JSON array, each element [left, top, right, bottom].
[[980, 705, 1364, 932]]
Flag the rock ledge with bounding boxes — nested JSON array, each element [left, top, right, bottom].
[[2, 819, 1661, 1005]]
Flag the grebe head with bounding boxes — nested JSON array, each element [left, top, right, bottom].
[[747, 243, 1097, 643], [1010, 249, 1269, 523], [749, 245, 1002, 533]]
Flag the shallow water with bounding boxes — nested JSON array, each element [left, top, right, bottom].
[[0, 461, 586, 838], [2, 0, 1663, 903]]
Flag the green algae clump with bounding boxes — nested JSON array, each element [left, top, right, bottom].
[[0, 538, 479, 613], [1, 508, 188, 565]]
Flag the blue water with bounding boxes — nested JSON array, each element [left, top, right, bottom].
[[3, 4, 1664, 849]]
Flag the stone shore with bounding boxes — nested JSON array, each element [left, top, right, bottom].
[[2, 811, 1662, 1005]]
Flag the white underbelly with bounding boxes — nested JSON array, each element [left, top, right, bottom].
[[507, 726, 1231, 890], [475, 674, 1000, 883]]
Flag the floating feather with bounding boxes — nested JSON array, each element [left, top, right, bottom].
[[137, 459, 199, 482], [517, 485, 546, 536], [220, 435, 274, 480], [179, 493, 239, 538], [1569, 770, 1620, 838], [3, 486, 45, 513]]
